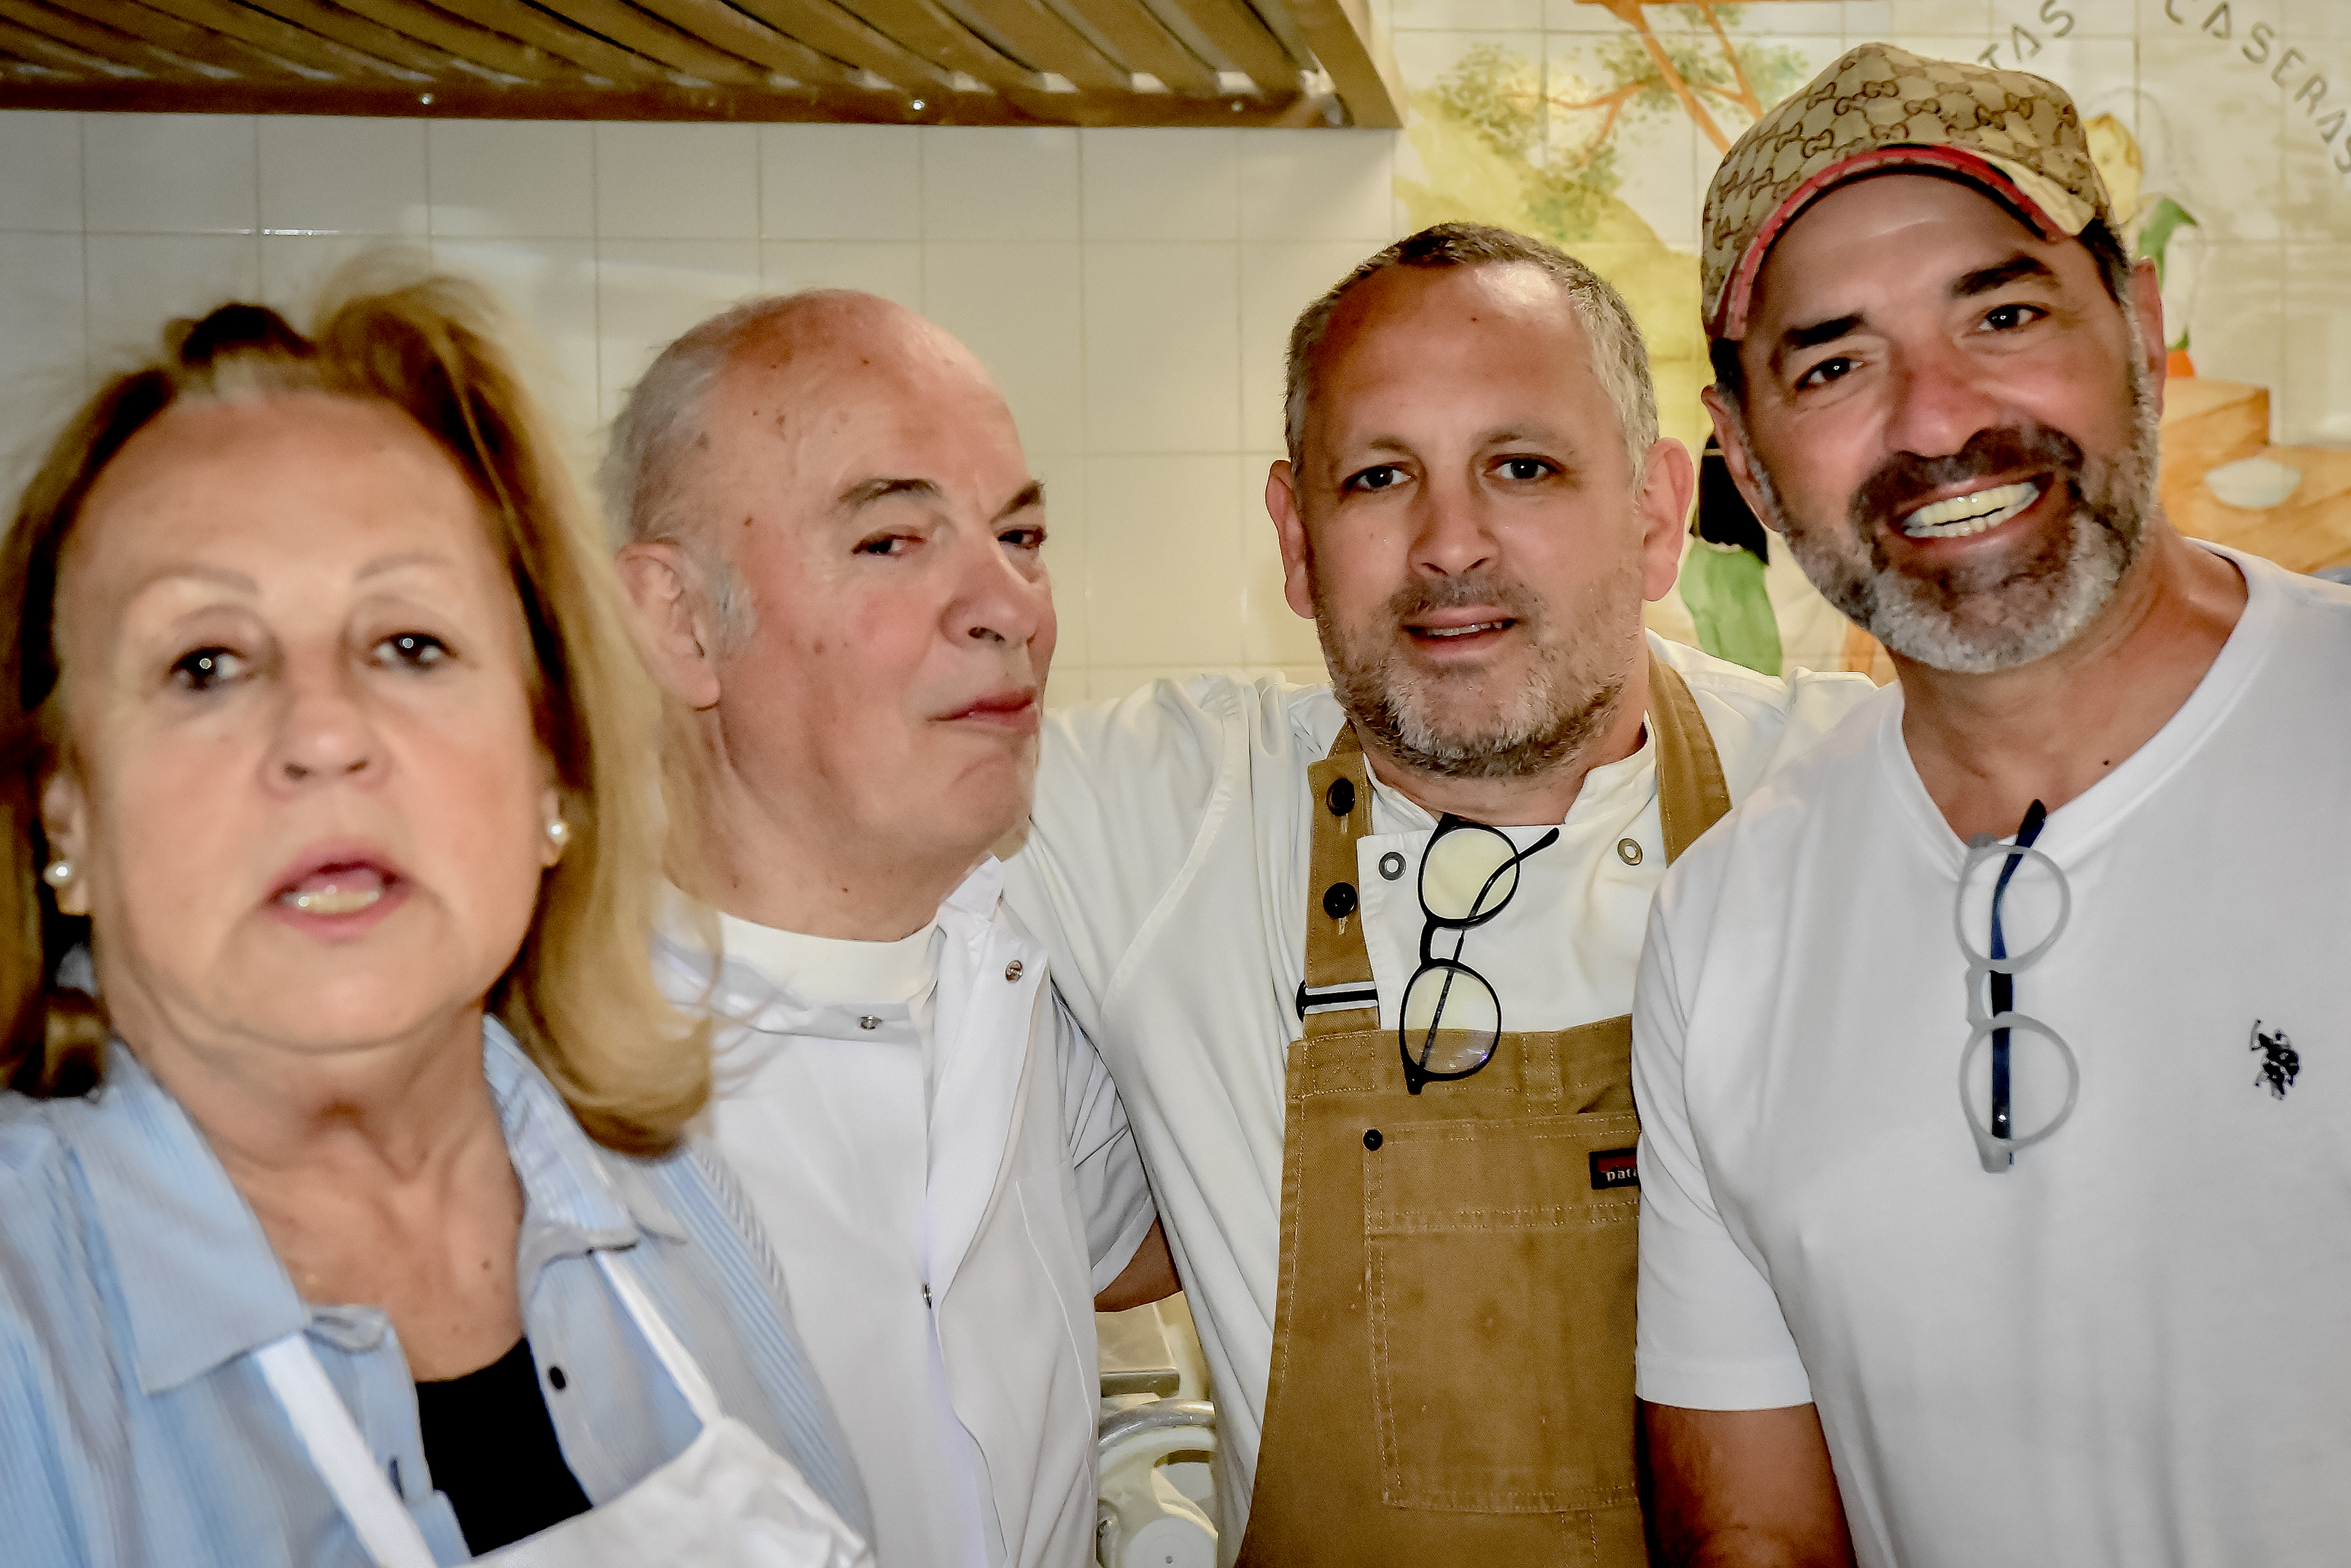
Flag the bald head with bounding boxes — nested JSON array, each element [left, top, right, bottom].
[[602, 289, 993, 554]]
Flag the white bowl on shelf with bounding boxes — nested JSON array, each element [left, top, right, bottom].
[[2205, 456, 2303, 510]]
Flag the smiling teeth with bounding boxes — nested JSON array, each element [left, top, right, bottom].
[[1901, 481, 2042, 538], [1423, 621, 1507, 638], [285, 885, 383, 915]]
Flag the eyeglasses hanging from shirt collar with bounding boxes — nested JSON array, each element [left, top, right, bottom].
[[1398, 815, 1561, 1096], [1954, 800, 2079, 1173]]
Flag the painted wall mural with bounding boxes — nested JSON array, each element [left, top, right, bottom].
[[1383, 0, 2351, 674]]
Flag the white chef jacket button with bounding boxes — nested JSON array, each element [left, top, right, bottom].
[[1617, 837, 1643, 866], [858, 1015, 881, 1030], [1004, 960, 1024, 982]]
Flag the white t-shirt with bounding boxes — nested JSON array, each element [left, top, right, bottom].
[[1633, 550, 2351, 1567], [1003, 633, 1875, 1539], [660, 863, 1158, 1568]]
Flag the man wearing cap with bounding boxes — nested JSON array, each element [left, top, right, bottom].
[[1634, 44, 2351, 1566], [1002, 223, 1874, 1565]]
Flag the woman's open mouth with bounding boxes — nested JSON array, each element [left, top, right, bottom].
[[279, 864, 390, 915]]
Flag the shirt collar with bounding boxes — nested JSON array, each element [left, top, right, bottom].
[[1363, 730, 1659, 835], [53, 1018, 677, 1396], [663, 860, 1008, 1036]]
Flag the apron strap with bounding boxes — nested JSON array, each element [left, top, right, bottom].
[[1645, 652, 1733, 866], [594, 1250, 728, 1428], [1298, 653, 1734, 1037], [255, 1334, 442, 1568], [1300, 728, 1378, 1039], [256, 1248, 727, 1568]]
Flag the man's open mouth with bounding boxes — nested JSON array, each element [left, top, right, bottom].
[[1411, 619, 1513, 640], [1899, 480, 2043, 539]]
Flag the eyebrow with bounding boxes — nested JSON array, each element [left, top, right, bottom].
[[840, 476, 940, 510], [1779, 314, 1865, 355], [994, 480, 1044, 521], [149, 563, 259, 594], [356, 550, 453, 580], [1954, 253, 2058, 296], [839, 476, 1045, 519], [1350, 426, 1568, 456]]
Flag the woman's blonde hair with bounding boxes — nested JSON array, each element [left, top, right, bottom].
[[0, 268, 709, 1154]]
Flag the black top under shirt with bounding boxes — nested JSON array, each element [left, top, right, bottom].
[[415, 1337, 593, 1553]]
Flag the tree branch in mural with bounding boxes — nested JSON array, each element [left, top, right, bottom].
[[1425, 5, 1804, 246]]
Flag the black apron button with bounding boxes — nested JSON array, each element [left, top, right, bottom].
[[1326, 777, 1356, 817], [1322, 881, 1357, 919], [1363, 1128, 1383, 1150]]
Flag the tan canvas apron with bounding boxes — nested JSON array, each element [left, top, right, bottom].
[[1234, 655, 1730, 1567]]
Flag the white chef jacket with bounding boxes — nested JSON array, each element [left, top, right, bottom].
[[656, 860, 1158, 1568], [1000, 631, 1875, 1545]]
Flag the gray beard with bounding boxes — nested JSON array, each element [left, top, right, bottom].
[[1752, 369, 2160, 676], [1315, 560, 1641, 781]]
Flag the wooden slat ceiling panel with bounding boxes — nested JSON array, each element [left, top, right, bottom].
[[38, 0, 321, 79], [423, 0, 665, 81], [623, 0, 851, 84], [0, 0, 1399, 124], [1150, 0, 1291, 90], [848, 0, 1027, 92], [1046, 0, 1215, 94]]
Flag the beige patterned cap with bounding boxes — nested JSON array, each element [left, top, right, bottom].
[[1702, 41, 2113, 340]]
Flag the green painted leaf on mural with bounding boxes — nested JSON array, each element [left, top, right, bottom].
[[2137, 196, 2198, 284]]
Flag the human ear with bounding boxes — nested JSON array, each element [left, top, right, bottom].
[[2128, 256, 2167, 419], [1702, 384, 1782, 538], [38, 768, 91, 918], [1267, 460, 1317, 622], [615, 541, 724, 710], [1633, 436, 1697, 604]]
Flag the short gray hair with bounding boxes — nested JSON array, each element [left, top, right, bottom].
[[1283, 223, 1659, 485], [600, 291, 863, 649]]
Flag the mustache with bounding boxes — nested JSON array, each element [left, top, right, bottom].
[[1380, 569, 1538, 627], [1850, 424, 2086, 530]]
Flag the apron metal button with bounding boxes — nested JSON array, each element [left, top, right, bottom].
[[1322, 882, 1357, 919], [1378, 851, 1405, 881], [1326, 777, 1356, 817], [858, 1015, 881, 1030], [1362, 1128, 1383, 1150], [1617, 837, 1644, 865], [1004, 960, 1023, 982]]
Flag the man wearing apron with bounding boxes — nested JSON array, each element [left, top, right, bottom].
[[1003, 223, 1878, 1564]]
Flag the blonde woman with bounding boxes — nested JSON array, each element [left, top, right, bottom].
[[0, 281, 872, 1567]]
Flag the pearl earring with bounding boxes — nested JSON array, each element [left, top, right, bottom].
[[545, 817, 570, 848], [41, 858, 74, 889]]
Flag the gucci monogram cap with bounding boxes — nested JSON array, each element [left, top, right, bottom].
[[1702, 41, 2115, 341]]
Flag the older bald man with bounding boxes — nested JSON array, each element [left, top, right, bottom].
[[606, 291, 1173, 1568]]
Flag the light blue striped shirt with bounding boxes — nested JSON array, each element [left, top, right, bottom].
[[0, 1020, 872, 1566]]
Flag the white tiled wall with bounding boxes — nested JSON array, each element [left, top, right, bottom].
[[0, 111, 1403, 706]]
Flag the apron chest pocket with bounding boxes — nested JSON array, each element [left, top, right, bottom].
[[1362, 1112, 1641, 1514]]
